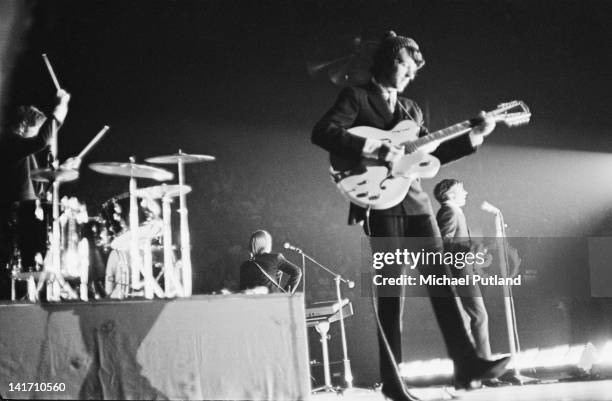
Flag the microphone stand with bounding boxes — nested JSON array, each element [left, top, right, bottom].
[[301, 252, 306, 294], [292, 247, 354, 392], [487, 204, 537, 385]]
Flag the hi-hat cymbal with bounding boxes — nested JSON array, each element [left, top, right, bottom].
[[89, 162, 173, 181], [134, 184, 192, 199], [145, 152, 215, 164], [31, 168, 79, 183]]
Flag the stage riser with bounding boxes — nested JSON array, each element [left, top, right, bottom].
[[0, 294, 310, 400]]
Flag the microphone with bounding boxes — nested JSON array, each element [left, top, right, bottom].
[[283, 242, 355, 288], [481, 201, 500, 214], [283, 242, 303, 253]]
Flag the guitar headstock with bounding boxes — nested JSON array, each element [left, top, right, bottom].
[[488, 100, 531, 127]]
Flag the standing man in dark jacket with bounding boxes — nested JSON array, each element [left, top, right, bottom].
[[312, 31, 508, 398], [435, 179, 492, 361], [0, 89, 71, 298]]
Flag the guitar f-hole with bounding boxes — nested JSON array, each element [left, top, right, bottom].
[[380, 174, 393, 189]]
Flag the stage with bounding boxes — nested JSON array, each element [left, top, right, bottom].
[[0, 0, 612, 400], [313, 380, 612, 401], [0, 294, 311, 400]]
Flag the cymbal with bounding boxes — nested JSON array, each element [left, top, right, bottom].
[[134, 184, 192, 199], [328, 57, 372, 86], [89, 162, 173, 181], [307, 36, 377, 86], [31, 168, 79, 183], [111, 221, 163, 251], [145, 152, 215, 164]]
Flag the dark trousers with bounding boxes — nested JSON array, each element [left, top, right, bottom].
[[451, 265, 491, 359], [456, 296, 491, 359], [366, 213, 477, 389]]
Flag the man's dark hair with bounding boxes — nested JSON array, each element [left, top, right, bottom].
[[370, 30, 425, 80], [18, 106, 45, 127], [6, 105, 45, 134], [434, 179, 461, 204]]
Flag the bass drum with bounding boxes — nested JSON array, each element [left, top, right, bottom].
[[104, 244, 165, 298]]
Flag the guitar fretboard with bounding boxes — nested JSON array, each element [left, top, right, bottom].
[[401, 120, 473, 152]]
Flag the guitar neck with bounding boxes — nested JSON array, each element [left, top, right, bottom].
[[404, 120, 473, 149]]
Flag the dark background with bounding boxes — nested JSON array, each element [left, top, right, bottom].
[[2, 0, 612, 386]]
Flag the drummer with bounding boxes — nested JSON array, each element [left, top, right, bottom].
[[0, 89, 71, 299]]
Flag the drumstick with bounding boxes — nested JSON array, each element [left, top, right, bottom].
[[42, 53, 61, 90], [77, 125, 110, 160]]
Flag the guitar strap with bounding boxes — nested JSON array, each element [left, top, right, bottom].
[[250, 259, 287, 293], [397, 99, 417, 124]]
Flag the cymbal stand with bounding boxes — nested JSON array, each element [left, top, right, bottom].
[[128, 158, 153, 299], [177, 150, 192, 296], [47, 180, 62, 301], [161, 193, 184, 297], [40, 123, 77, 301], [48, 122, 62, 300]]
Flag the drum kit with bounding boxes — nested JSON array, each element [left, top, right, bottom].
[[7, 55, 216, 302], [9, 150, 215, 302]]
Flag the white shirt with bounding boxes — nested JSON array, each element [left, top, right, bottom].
[[373, 78, 398, 112]]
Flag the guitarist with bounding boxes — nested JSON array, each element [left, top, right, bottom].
[[312, 31, 507, 398]]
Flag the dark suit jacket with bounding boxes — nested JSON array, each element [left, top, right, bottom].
[[437, 203, 483, 298], [312, 82, 476, 224], [436, 203, 472, 253], [239, 252, 302, 293], [0, 116, 59, 207]]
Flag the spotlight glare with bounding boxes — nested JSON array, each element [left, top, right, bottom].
[[536, 345, 569, 368], [565, 344, 586, 366], [401, 342, 608, 384], [597, 341, 612, 365]]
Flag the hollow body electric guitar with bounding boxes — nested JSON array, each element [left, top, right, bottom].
[[329, 101, 531, 210]]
